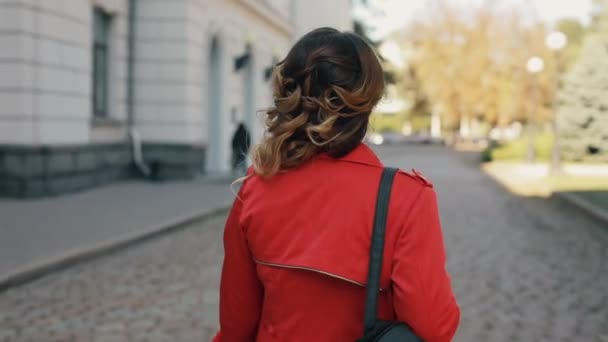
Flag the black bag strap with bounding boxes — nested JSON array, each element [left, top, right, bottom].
[[363, 167, 399, 333]]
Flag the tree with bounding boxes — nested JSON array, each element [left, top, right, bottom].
[[557, 2, 608, 162], [372, 0, 595, 144], [556, 19, 586, 70], [406, 1, 558, 135]]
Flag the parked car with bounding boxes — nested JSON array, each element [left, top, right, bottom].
[[367, 133, 385, 145], [366, 132, 445, 146], [412, 133, 445, 145]]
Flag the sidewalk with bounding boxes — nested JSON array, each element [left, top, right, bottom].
[[557, 191, 608, 226], [482, 161, 608, 226], [482, 162, 608, 197], [0, 177, 236, 289]]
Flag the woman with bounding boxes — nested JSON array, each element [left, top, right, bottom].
[[214, 28, 460, 341]]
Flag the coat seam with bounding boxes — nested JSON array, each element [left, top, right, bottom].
[[255, 259, 387, 291]]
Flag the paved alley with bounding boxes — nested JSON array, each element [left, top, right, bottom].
[[1, 146, 607, 341]]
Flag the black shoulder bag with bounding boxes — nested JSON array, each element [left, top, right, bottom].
[[357, 167, 423, 342]]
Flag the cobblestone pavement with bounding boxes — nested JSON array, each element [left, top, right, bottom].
[[0, 212, 226, 342], [1, 146, 607, 341]]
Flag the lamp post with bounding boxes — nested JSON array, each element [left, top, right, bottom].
[[545, 31, 568, 174], [526, 56, 544, 162], [527, 56, 545, 73]]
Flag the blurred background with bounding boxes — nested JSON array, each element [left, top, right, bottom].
[[0, 0, 607, 341]]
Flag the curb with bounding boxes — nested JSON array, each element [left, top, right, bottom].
[[555, 192, 608, 226], [480, 162, 608, 227], [0, 204, 231, 292]]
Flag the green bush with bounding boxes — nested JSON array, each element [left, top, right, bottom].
[[369, 112, 432, 134], [369, 112, 407, 133], [481, 146, 496, 163], [410, 115, 432, 132], [483, 132, 554, 162]]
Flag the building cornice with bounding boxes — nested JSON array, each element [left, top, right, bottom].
[[236, 0, 293, 38]]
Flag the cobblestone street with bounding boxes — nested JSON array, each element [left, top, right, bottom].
[[1, 146, 607, 341]]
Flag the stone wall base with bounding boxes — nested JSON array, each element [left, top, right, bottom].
[[142, 143, 206, 181], [0, 143, 206, 198]]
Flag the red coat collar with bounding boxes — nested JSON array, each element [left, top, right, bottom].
[[320, 143, 383, 168]]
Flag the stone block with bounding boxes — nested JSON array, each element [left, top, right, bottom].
[[143, 144, 205, 166], [47, 173, 95, 195], [101, 148, 125, 167], [3, 153, 24, 177], [95, 167, 123, 185], [116, 149, 131, 166], [23, 153, 45, 177], [142, 144, 175, 163], [22, 179, 46, 198], [46, 176, 71, 195], [76, 151, 98, 172], [71, 173, 96, 191], [0, 178, 22, 198], [150, 163, 196, 181], [47, 151, 74, 174], [141, 143, 205, 181], [0, 144, 131, 198]]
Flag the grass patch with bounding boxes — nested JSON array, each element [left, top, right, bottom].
[[546, 175, 608, 192], [482, 161, 608, 198], [486, 132, 554, 162]]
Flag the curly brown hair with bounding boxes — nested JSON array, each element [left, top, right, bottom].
[[252, 27, 385, 177]]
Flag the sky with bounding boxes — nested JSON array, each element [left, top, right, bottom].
[[356, 0, 593, 40]]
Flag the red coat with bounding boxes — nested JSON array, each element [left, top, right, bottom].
[[214, 143, 460, 341]]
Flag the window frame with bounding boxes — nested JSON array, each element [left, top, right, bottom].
[[92, 7, 112, 118]]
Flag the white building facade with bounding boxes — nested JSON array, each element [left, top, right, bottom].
[[0, 0, 352, 197]]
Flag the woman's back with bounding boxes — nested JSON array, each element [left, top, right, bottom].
[[215, 144, 459, 341], [213, 27, 459, 341]]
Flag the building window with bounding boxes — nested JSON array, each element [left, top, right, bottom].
[[92, 8, 111, 117]]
